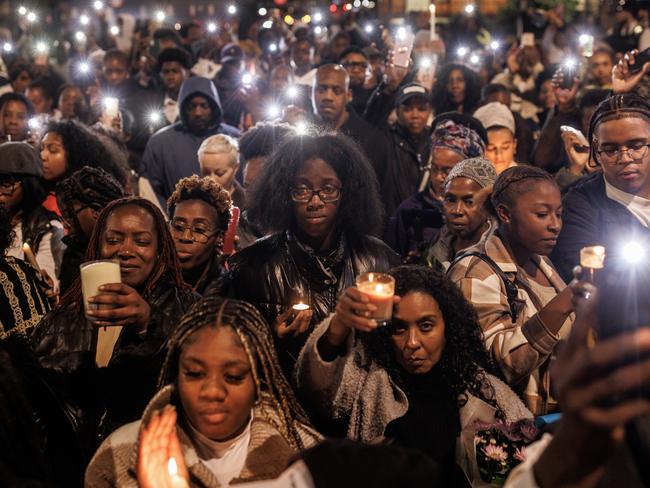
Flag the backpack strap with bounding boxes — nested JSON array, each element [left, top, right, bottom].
[[448, 251, 520, 322]]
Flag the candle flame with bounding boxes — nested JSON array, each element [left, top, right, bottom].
[[23, 243, 31, 253], [168, 457, 178, 476]]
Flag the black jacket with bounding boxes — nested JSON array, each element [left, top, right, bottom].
[[223, 232, 399, 376], [58, 234, 87, 296], [29, 278, 196, 450], [551, 173, 650, 282], [22, 205, 62, 259]]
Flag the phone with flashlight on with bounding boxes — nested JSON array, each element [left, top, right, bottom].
[[393, 29, 414, 69]]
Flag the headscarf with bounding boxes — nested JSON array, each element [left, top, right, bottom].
[[444, 157, 496, 190], [431, 118, 486, 159]]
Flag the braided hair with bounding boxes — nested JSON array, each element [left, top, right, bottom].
[[50, 197, 189, 319], [159, 295, 312, 449], [55, 167, 126, 234], [491, 165, 557, 213], [587, 93, 650, 168]]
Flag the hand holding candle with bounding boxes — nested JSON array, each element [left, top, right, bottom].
[[356, 273, 395, 325], [273, 301, 312, 339]]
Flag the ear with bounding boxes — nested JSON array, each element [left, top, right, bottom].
[[496, 202, 512, 224]]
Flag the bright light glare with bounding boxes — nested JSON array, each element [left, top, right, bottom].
[[26, 11, 37, 23], [269, 43, 278, 52], [464, 4, 475, 14], [457, 46, 468, 57], [419, 57, 432, 69], [490, 40, 500, 51], [242, 73, 253, 86], [579, 33, 593, 46], [563, 57, 577, 69], [258, 7, 267, 16], [314, 26, 323, 35], [295, 120, 309, 135], [396, 27, 407, 41], [80, 14, 90, 25], [35, 42, 48, 54], [286, 85, 299, 99], [313, 12, 323, 23], [3, 42, 13, 53], [266, 104, 281, 119], [18, 6, 27, 16], [93, 1, 104, 11], [364, 24, 373, 34], [110, 25, 119, 36], [149, 111, 162, 124], [78, 61, 90, 73], [75, 31, 87, 42], [262, 20, 273, 29], [207, 22, 217, 33], [623, 242, 645, 264], [28, 118, 41, 131], [470, 54, 480, 64], [227, 5, 237, 15], [155, 10, 166, 22]]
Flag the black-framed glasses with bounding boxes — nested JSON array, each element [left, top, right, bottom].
[[596, 142, 650, 163], [290, 185, 341, 203], [169, 220, 218, 243], [342, 61, 368, 70]]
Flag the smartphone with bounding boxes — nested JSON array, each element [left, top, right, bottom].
[[558, 62, 578, 89], [222, 206, 240, 255], [521, 32, 535, 47], [629, 47, 650, 74], [393, 31, 414, 68]]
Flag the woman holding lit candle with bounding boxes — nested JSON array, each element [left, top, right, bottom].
[[224, 133, 399, 379], [296, 265, 531, 486], [0, 142, 64, 288], [86, 296, 321, 487], [30, 197, 196, 447]]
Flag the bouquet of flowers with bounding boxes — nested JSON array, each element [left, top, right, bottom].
[[474, 419, 539, 486]]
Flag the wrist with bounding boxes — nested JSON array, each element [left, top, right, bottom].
[[326, 316, 349, 344]]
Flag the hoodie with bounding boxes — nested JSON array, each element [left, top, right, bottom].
[[141, 77, 240, 209]]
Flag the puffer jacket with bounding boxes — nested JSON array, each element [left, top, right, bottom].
[[29, 277, 197, 454], [223, 231, 399, 377]]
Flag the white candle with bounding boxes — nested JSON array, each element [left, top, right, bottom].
[[22, 242, 40, 271], [103, 97, 119, 119], [292, 302, 310, 312], [429, 4, 437, 41], [580, 246, 605, 269], [168, 457, 189, 488], [356, 273, 395, 324], [80, 260, 121, 319]]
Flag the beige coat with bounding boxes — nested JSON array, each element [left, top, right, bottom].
[[295, 316, 533, 487], [85, 386, 321, 487]]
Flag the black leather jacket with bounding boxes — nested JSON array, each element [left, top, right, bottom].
[[29, 278, 196, 452], [224, 232, 400, 375]]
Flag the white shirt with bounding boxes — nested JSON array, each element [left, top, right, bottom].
[[7, 220, 63, 289], [605, 178, 650, 228], [163, 94, 179, 125]]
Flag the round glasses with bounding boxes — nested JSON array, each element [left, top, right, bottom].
[[290, 185, 341, 203], [169, 220, 217, 243]]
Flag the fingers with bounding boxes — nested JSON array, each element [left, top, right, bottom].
[[98, 283, 135, 295], [276, 310, 313, 338], [582, 399, 650, 429]]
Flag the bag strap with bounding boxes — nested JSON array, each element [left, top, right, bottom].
[[448, 251, 520, 322]]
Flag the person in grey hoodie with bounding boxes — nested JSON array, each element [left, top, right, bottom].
[[141, 76, 240, 208]]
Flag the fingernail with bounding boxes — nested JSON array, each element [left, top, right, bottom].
[[98, 286, 106, 291]]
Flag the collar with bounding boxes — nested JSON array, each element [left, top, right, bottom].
[[604, 176, 650, 206]]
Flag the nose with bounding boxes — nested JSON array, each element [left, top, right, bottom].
[[405, 327, 421, 350], [117, 239, 136, 259], [178, 227, 194, 242], [306, 193, 325, 209], [619, 148, 635, 163], [548, 214, 561, 233], [199, 378, 227, 402]]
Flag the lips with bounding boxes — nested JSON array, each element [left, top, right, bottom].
[[119, 264, 139, 273], [199, 410, 228, 424], [306, 215, 327, 224], [176, 250, 193, 261], [619, 169, 641, 180]]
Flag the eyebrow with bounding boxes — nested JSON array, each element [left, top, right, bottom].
[[105, 230, 154, 237], [392, 314, 439, 325]]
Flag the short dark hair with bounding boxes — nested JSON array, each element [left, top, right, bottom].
[[0, 204, 15, 255], [179, 21, 200, 39], [491, 165, 556, 210], [157, 47, 192, 71], [247, 132, 384, 244], [591, 46, 615, 64], [27, 78, 55, 101], [8, 63, 33, 83], [239, 121, 294, 163], [0, 92, 35, 117], [481, 83, 509, 101], [103, 48, 129, 67], [153, 27, 181, 45], [339, 46, 368, 62]]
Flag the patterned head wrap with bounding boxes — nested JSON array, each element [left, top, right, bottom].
[[431, 118, 486, 159], [444, 157, 497, 190]]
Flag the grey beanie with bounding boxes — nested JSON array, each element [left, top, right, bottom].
[[444, 157, 496, 190]]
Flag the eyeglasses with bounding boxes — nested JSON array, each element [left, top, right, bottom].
[[290, 185, 341, 203], [342, 61, 368, 70], [0, 178, 18, 196], [596, 142, 650, 163], [430, 164, 453, 177], [169, 220, 217, 243]]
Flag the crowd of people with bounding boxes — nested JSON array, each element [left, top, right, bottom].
[[1, 1, 650, 487]]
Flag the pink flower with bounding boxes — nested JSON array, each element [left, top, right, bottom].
[[514, 446, 527, 462], [482, 444, 508, 463]]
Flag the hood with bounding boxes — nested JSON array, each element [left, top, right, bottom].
[[178, 76, 223, 129]]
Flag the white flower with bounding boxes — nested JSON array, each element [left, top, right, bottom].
[[482, 444, 508, 463]]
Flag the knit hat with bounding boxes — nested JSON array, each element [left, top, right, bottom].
[[431, 118, 486, 159], [444, 156, 497, 189], [0, 142, 41, 177], [473, 102, 516, 134]]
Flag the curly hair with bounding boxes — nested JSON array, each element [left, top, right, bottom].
[[167, 175, 232, 233], [239, 121, 294, 163], [160, 295, 315, 450], [0, 205, 15, 255], [43, 120, 128, 186], [362, 265, 498, 411], [247, 132, 383, 244], [491, 165, 557, 212], [50, 197, 191, 319], [431, 63, 481, 115], [55, 167, 126, 235]]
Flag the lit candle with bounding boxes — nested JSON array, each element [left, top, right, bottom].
[[22, 242, 40, 271], [103, 97, 119, 119], [356, 273, 395, 325], [168, 457, 189, 488], [429, 4, 437, 41], [580, 246, 605, 269], [292, 302, 310, 312]]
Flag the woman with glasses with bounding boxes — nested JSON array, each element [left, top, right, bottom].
[[223, 132, 399, 381], [551, 93, 650, 281], [167, 175, 232, 295], [0, 142, 64, 288]]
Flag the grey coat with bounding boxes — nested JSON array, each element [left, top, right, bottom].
[[295, 316, 533, 486]]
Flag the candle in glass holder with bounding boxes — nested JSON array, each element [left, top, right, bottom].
[[356, 272, 395, 325], [80, 260, 121, 320]]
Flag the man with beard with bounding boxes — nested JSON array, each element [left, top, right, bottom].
[[142, 77, 239, 208]]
